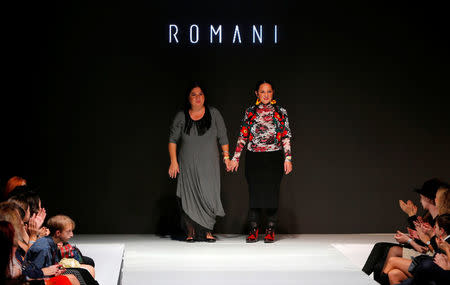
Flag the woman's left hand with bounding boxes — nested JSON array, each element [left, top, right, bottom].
[[284, 161, 292, 175], [224, 159, 232, 171]]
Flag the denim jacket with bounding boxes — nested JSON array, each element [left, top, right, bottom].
[[23, 236, 60, 278]]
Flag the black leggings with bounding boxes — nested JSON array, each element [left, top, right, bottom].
[[248, 208, 278, 228]]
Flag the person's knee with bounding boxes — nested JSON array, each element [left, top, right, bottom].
[[385, 256, 402, 271], [390, 256, 402, 264], [80, 264, 95, 278], [66, 274, 81, 285], [388, 245, 402, 257], [388, 269, 407, 284]]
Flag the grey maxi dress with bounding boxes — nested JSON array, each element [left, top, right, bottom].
[[169, 107, 228, 230]]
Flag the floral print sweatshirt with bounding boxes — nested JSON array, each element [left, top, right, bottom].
[[232, 103, 292, 162]]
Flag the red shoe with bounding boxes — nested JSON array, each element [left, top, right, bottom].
[[264, 227, 275, 243], [246, 228, 259, 243]]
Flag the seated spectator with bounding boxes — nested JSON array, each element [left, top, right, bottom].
[[9, 193, 49, 242], [0, 202, 29, 252], [7, 197, 30, 223], [25, 215, 97, 284], [3, 176, 26, 200], [7, 188, 44, 220], [1, 220, 80, 285], [362, 178, 446, 283], [383, 213, 450, 284], [436, 186, 450, 215], [1, 199, 46, 253], [1, 220, 20, 282]]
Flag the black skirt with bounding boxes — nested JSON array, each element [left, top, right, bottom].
[[244, 150, 284, 208]]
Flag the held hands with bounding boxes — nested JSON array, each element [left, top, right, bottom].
[[168, 161, 180, 178], [227, 159, 292, 173], [224, 159, 232, 171], [228, 160, 239, 172], [399, 200, 418, 217]]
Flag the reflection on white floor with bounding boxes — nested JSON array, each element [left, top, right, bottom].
[[72, 234, 394, 285]]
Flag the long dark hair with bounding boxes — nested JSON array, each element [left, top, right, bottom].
[[254, 80, 275, 93], [183, 83, 212, 136], [437, 213, 450, 235]]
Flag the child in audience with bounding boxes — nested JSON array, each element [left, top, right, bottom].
[[1, 220, 80, 285], [24, 215, 96, 282]]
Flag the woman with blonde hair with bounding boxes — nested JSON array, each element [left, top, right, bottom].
[[436, 184, 450, 215], [0, 202, 27, 246], [0, 220, 81, 284]]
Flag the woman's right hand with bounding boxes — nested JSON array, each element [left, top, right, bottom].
[[169, 161, 180, 178]]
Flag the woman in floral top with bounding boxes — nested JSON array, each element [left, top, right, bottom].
[[229, 80, 292, 243]]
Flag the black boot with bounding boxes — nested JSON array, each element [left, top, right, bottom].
[[246, 223, 259, 243], [264, 226, 275, 243]]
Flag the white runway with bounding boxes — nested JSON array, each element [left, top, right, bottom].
[[72, 234, 394, 285]]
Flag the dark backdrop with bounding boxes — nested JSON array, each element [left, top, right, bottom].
[[2, 1, 449, 234]]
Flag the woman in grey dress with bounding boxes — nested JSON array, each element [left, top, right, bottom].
[[168, 83, 230, 242]]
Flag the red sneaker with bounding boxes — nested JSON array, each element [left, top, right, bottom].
[[264, 227, 275, 243], [246, 228, 259, 243]]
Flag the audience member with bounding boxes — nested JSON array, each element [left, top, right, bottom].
[[3, 176, 26, 199]]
